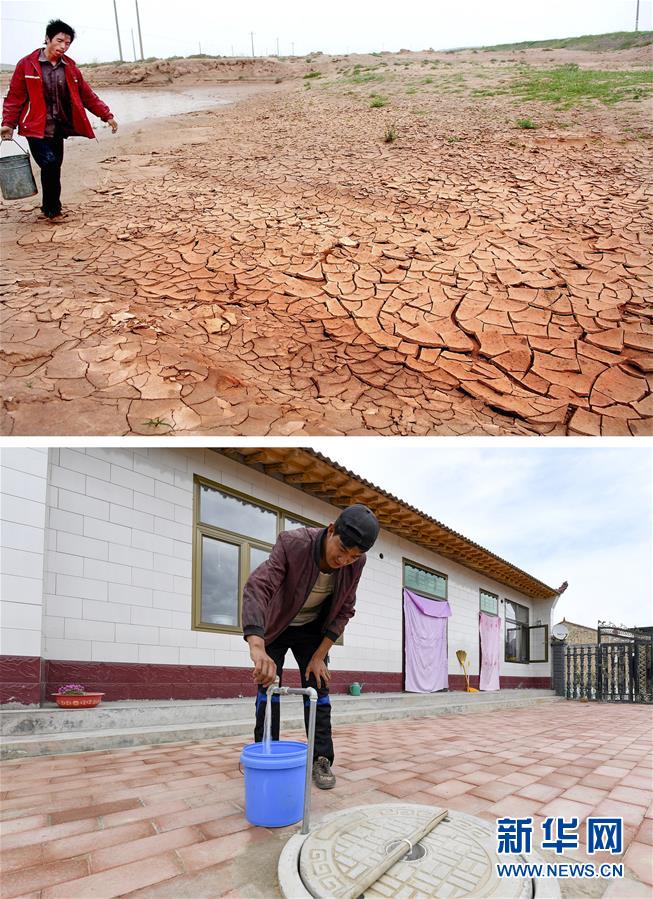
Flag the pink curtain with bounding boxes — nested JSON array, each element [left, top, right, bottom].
[[479, 611, 501, 691], [403, 589, 451, 693]]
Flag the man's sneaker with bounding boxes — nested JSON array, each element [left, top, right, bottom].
[[312, 756, 336, 790]]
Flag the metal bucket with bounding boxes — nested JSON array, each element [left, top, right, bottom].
[[0, 139, 38, 200]]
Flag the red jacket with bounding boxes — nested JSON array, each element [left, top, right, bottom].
[[242, 527, 366, 645], [2, 49, 112, 139]]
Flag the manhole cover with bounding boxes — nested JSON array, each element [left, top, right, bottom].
[[278, 803, 560, 898]]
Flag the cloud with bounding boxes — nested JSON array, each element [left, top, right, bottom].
[[543, 538, 652, 627], [317, 442, 652, 626]]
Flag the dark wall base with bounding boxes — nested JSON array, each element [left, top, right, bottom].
[[1, 656, 550, 704], [0, 656, 41, 704], [448, 674, 552, 691], [43, 660, 403, 700]]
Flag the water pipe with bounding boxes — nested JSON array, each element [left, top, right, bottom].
[[266, 677, 317, 835]]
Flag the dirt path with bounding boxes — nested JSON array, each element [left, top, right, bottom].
[[1, 52, 651, 435]]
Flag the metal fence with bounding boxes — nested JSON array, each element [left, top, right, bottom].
[[563, 637, 652, 704]]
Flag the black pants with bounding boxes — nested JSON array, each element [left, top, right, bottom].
[[27, 134, 65, 215], [254, 621, 334, 763]]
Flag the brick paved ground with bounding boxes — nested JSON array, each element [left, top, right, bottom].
[[1, 702, 651, 897]]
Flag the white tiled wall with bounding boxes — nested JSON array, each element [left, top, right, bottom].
[[0, 448, 49, 657], [2, 448, 555, 680]]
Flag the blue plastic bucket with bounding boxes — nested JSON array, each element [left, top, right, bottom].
[[240, 740, 307, 827]]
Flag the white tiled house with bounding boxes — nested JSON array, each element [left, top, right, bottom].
[[0, 447, 562, 704]]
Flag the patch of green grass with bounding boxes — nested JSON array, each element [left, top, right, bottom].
[[447, 135, 462, 143], [510, 63, 653, 107], [370, 94, 389, 108], [406, 86, 417, 94], [423, 76, 434, 84], [623, 128, 652, 139], [516, 117, 538, 129], [468, 30, 653, 52], [304, 70, 322, 79], [143, 417, 172, 429], [344, 64, 386, 85], [384, 123, 398, 142]]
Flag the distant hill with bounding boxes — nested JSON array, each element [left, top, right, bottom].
[[469, 30, 653, 52]]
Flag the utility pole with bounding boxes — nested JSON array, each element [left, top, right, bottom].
[[112, 0, 123, 61], [635, 0, 640, 31], [231, 44, 234, 57], [291, 42, 295, 56], [199, 42, 202, 54], [131, 28, 137, 61], [276, 37, 280, 56], [250, 31, 255, 57], [134, 0, 144, 59]]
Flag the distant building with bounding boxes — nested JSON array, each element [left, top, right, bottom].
[[554, 618, 598, 645]]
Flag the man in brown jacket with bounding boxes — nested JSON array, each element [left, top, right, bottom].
[[242, 504, 379, 789]]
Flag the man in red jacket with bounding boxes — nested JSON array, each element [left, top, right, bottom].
[[1, 19, 118, 219], [242, 504, 380, 789]]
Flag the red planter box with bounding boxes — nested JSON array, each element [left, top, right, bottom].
[[52, 693, 105, 709]]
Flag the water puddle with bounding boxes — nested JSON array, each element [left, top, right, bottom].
[[91, 86, 237, 127]]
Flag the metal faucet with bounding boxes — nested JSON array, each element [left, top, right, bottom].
[[266, 676, 317, 834]]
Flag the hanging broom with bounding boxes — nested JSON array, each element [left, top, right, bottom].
[[456, 650, 479, 692]]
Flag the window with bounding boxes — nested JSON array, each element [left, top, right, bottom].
[[403, 560, 447, 600], [193, 477, 323, 633], [505, 600, 529, 663], [529, 625, 549, 663], [199, 484, 277, 543], [480, 589, 498, 616], [283, 512, 321, 531]]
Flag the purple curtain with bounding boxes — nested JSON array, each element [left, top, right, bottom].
[[479, 611, 501, 691], [403, 588, 451, 693]]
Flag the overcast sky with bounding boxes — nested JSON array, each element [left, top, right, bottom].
[[312, 442, 652, 629], [2, 0, 651, 64]]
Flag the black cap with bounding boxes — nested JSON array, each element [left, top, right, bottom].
[[334, 504, 379, 552]]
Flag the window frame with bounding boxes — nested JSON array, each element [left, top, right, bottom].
[[402, 558, 448, 602], [192, 475, 323, 634], [504, 599, 530, 664], [528, 624, 549, 663], [479, 588, 499, 617]]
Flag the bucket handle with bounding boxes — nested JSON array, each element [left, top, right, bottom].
[[1, 138, 30, 157], [238, 761, 244, 776]]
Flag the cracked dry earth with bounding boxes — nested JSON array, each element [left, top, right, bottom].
[[1, 74, 652, 435]]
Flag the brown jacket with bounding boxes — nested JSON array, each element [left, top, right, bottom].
[[242, 527, 366, 645]]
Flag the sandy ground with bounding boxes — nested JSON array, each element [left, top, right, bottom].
[[1, 49, 651, 436]]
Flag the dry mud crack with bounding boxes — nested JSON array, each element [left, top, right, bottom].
[[1, 74, 651, 435]]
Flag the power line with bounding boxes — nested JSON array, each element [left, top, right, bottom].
[[3, 16, 114, 32]]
